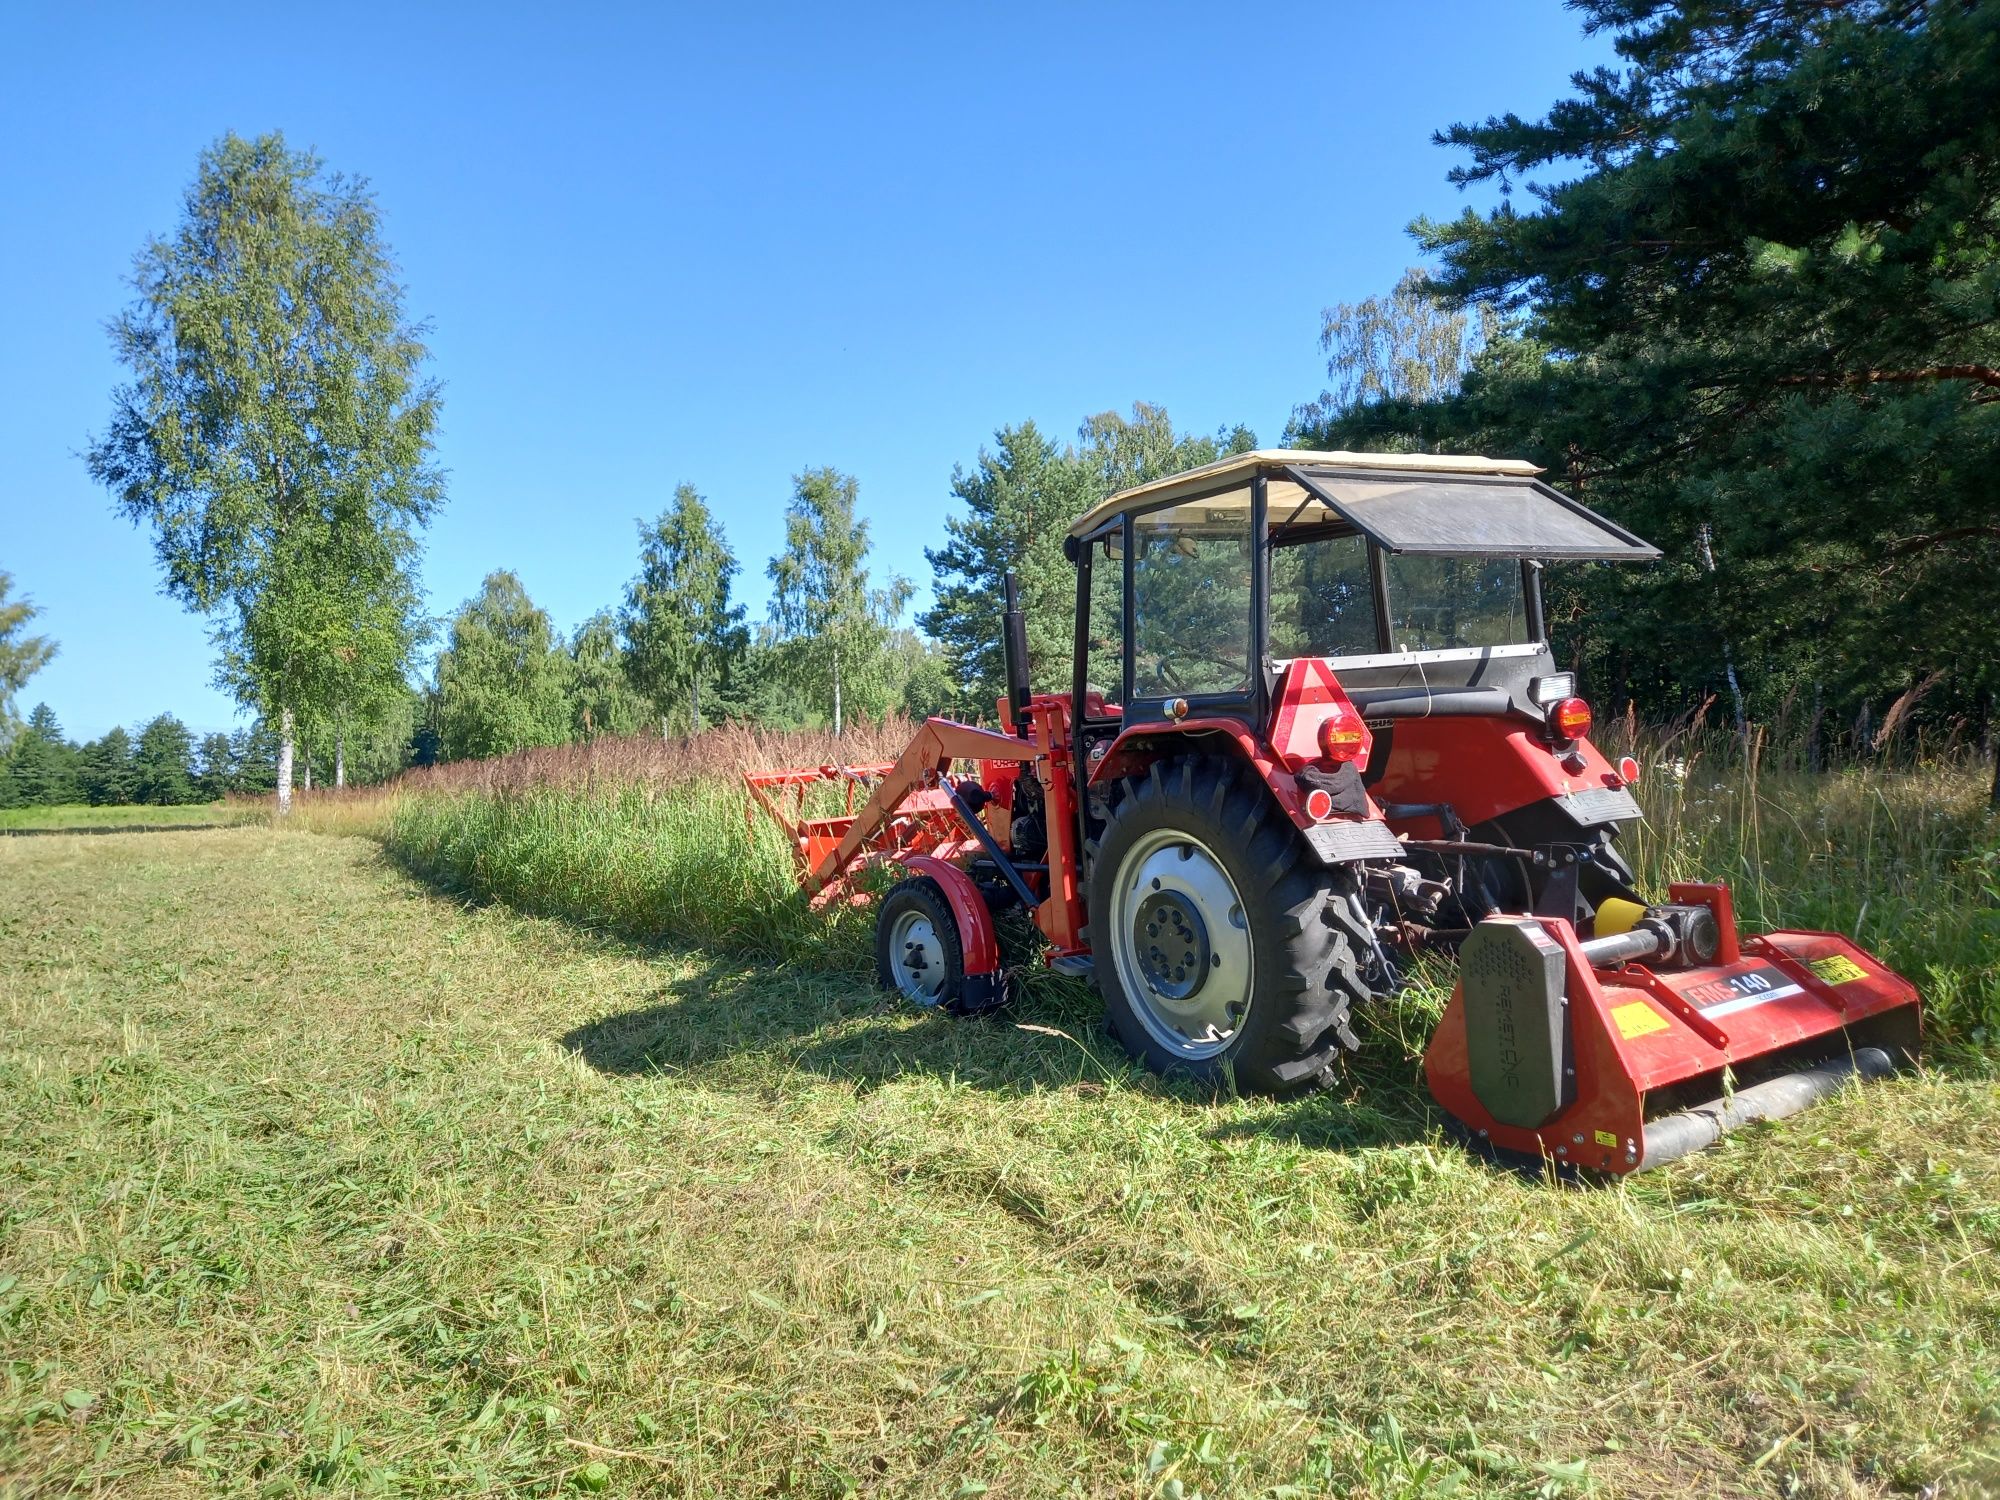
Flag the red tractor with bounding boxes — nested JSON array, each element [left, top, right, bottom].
[[748, 450, 1919, 1173]]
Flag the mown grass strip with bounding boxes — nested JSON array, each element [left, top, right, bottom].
[[2, 828, 1996, 1497]]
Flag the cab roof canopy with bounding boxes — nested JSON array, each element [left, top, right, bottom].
[[1066, 448, 1660, 562]]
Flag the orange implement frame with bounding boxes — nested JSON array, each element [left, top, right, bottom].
[[744, 717, 1039, 905]]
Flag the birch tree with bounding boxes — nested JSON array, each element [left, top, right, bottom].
[[0, 572, 56, 749], [87, 132, 441, 813], [768, 467, 908, 736]]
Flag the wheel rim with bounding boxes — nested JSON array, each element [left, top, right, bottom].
[[887, 905, 949, 1006], [1107, 828, 1252, 1060]]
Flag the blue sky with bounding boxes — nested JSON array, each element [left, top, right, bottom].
[[0, 2, 1611, 739]]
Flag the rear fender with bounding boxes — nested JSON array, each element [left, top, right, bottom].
[[1372, 715, 1634, 838], [1088, 719, 1401, 864]]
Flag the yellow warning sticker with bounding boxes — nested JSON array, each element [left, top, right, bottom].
[[1594, 1129, 1619, 1149], [1610, 1001, 1671, 1039], [1808, 954, 1869, 985]]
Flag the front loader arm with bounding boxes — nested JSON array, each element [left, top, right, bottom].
[[803, 718, 1037, 897]]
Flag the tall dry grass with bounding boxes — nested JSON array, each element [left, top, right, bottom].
[[267, 712, 1999, 1049], [391, 716, 924, 797], [348, 720, 926, 969]]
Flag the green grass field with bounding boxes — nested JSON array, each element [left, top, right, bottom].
[[3, 801, 1997, 1496], [0, 802, 253, 833]]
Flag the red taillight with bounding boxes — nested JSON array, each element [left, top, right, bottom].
[[1317, 709, 1366, 764], [1618, 755, 1641, 786], [1552, 697, 1593, 743]]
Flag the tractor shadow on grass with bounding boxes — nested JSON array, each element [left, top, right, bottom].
[[559, 954, 1432, 1159], [384, 848, 1449, 1159], [376, 831, 1419, 1149], [561, 959, 1136, 1099]]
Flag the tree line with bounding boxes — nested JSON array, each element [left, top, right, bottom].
[[285, 405, 1254, 771], [0, 704, 283, 809]]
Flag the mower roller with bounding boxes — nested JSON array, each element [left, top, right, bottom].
[[746, 450, 1920, 1175]]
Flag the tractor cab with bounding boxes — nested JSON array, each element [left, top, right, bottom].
[[1062, 448, 1656, 753], [1062, 449, 1662, 921]]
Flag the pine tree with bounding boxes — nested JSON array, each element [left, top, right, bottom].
[[1300, 0, 2000, 753], [79, 728, 137, 806], [621, 485, 748, 734], [922, 422, 1089, 710], [923, 406, 1255, 711]]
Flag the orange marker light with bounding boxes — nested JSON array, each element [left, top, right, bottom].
[[1317, 710, 1366, 764], [1553, 697, 1594, 742]]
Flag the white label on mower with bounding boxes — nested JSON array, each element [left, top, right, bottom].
[[1685, 964, 1804, 1020]]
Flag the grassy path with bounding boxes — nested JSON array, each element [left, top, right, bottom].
[[2, 829, 1996, 1497], [0, 803, 254, 834]]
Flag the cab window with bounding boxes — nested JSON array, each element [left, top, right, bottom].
[[1085, 531, 1125, 701], [1130, 502, 1253, 698], [1382, 554, 1527, 651], [1269, 532, 1378, 659]]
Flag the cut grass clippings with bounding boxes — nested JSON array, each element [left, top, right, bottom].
[[1, 827, 1996, 1496]]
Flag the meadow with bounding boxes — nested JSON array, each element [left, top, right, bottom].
[[2, 721, 1996, 1497], [0, 802, 252, 834]]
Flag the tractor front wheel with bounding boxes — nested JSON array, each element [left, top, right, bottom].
[[876, 877, 966, 1010], [1089, 756, 1375, 1096]]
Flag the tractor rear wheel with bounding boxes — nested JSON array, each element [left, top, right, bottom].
[[1088, 755, 1376, 1096]]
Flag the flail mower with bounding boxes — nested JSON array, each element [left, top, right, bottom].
[[746, 450, 1919, 1174]]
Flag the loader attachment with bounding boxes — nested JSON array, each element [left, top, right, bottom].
[[1425, 883, 1920, 1174], [743, 717, 1039, 904]]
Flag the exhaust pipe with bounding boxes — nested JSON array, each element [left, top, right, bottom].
[[1638, 1047, 1895, 1170], [1002, 570, 1031, 735]]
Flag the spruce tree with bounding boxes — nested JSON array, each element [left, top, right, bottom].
[[194, 732, 235, 801], [4, 705, 78, 806], [79, 728, 137, 806], [133, 714, 198, 805], [621, 485, 747, 734]]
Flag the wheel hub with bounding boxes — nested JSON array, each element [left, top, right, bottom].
[[888, 908, 947, 1006], [1134, 889, 1211, 1000], [1107, 830, 1253, 1061]]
